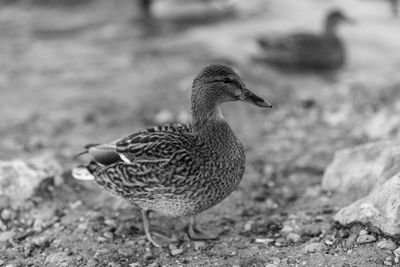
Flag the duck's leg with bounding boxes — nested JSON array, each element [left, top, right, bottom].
[[187, 216, 218, 240], [141, 210, 178, 247]]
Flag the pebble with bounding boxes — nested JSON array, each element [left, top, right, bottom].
[[255, 238, 274, 245], [395, 257, 399, 264], [103, 232, 114, 239], [384, 261, 392, 266], [170, 248, 184, 256], [0, 259, 4, 266], [143, 251, 153, 260], [281, 225, 294, 233], [97, 237, 108, 242], [272, 257, 280, 265], [265, 264, 277, 267], [286, 233, 301, 243], [118, 247, 135, 256], [0, 231, 15, 242], [356, 235, 376, 244], [148, 262, 159, 267], [0, 220, 7, 231], [394, 247, 400, 257], [301, 225, 321, 237], [1, 209, 13, 221], [86, 259, 98, 267], [302, 242, 326, 253], [194, 241, 206, 249], [377, 239, 397, 250], [32, 236, 50, 247], [5, 264, 16, 267], [244, 220, 254, 232], [359, 229, 368, 236]]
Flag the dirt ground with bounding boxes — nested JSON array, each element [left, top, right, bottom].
[[1, 0, 400, 266]]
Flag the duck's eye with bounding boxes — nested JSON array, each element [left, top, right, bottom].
[[222, 78, 232, 84]]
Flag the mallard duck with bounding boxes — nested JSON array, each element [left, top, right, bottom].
[[390, 0, 399, 16], [72, 64, 272, 247], [256, 9, 354, 70]]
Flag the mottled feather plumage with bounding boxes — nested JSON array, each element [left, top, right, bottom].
[[73, 64, 271, 246]]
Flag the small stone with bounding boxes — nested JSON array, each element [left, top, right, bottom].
[[255, 238, 274, 245], [5, 264, 16, 267], [281, 225, 294, 233], [1, 209, 14, 221], [377, 239, 397, 250], [194, 241, 206, 249], [302, 242, 326, 253], [265, 264, 277, 267], [148, 262, 159, 267], [0, 220, 7, 231], [170, 248, 184, 256], [137, 239, 146, 246], [356, 235, 376, 244], [286, 233, 301, 243], [104, 219, 117, 228], [103, 232, 114, 239], [394, 247, 400, 257], [384, 261, 392, 266], [301, 225, 322, 237], [143, 251, 153, 260], [129, 263, 140, 267], [86, 259, 98, 267], [69, 200, 82, 209], [97, 236, 108, 242], [324, 240, 334, 246], [0, 231, 15, 242], [230, 251, 237, 256], [168, 244, 178, 250], [244, 220, 254, 231], [32, 236, 50, 247], [118, 247, 135, 256], [0, 259, 4, 266], [394, 257, 399, 263], [359, 229, 368, 236], [272, 257, 280, 265]]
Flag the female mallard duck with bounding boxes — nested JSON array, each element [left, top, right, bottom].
[[256, 9, 354, 70], [73, 64, 272, 247]]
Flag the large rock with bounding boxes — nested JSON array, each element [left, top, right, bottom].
[[0, 154, 62, 208], [335, 173, 400, 237], [322, 141, 400, 197]]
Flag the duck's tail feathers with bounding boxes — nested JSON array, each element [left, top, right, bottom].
[[74, 143, 100, 159], [72, 166, 95, 181]]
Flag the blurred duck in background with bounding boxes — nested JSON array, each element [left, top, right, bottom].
[[390, 0, 399, 16], [256, 9, 355, 71], [135, 0, 236, 20]]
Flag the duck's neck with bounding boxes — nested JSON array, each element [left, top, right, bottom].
[[192, 101, 225, 133], [324, 18, 340, 37]]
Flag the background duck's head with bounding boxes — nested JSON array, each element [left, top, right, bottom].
[[325, 9, 354, 35], [191, 64, 272, 111]]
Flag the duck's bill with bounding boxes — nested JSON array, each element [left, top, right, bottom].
[[240, 88, 273, 108]]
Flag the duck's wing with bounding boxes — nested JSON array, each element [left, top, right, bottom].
[[116, 123, 193, 162], [84, 123, 202, 197]]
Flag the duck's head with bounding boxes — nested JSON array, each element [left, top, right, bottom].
[[325, 9, 354, 34], [192, 64, 272, 109]]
